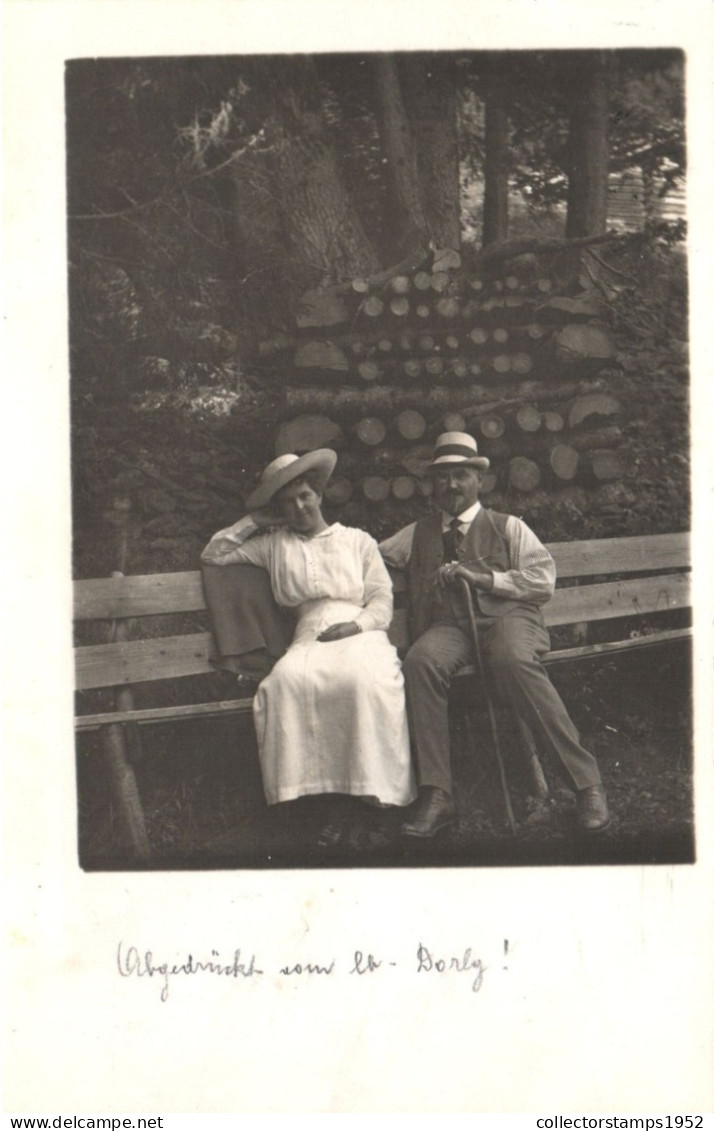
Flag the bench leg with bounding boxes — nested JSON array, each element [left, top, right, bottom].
[[100, 722, 150, 860]]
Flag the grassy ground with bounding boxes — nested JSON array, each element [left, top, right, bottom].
[[77, 641, 694, 871]]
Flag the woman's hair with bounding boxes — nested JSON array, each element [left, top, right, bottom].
[[274, 470, 322, 501]]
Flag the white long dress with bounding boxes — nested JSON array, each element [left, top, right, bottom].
[[201, 519, 415, 807]]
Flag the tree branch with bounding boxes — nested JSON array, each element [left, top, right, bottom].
[[471, 230, 633, 268], [69, 150, 251, 221]]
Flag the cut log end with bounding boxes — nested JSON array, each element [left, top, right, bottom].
[[432, 248, 462, 273], [396, 409, 427, 441], [479, 414, 506, 439], [590, 450, 626, 481], [390, 296, 410, 317], [362, 476, 391, 502], [512, 352, 533, 375], [275, 415, 343, 456], [357, 361, 380, 383], [516, 405, 542, 433], [436, 297, 461, 319], [363, 295, 385, 318], [568, 393, 621, 429], [542, 411, 565, 433], [355, 417, 387, 446], [391, 475, 417, 501], [480, 470, 498, 494], [555, 323, 617, 364], [509, 456, 541, 492], [390, 275, 410, 295], [294, 340, 349, 372], [442, 412, 467, 433], [493, 355, 512, 374], [323, 475, 354, 505], [549, 443, 580, 481]]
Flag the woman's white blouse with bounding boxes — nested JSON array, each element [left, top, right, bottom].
[[201, 517, 393, 634]]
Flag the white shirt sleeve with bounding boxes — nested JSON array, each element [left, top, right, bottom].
[[200, 515, 272, 569], [378, 523, 416, 571], [354, 534, 394, 633], [489, 516, 555, 604]]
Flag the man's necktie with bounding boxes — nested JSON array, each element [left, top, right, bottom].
[[442, 517, 462, 562]]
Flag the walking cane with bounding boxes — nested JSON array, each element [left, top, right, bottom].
[[459, 577, 517, 834]]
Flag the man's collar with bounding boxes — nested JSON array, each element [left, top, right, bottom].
[[441, 500, 481, 529]]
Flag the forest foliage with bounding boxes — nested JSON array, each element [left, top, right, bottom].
[[66, 49, 684, 409]]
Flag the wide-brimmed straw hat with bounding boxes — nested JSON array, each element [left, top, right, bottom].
[[245, 449, 337, 510], [430, 431, 490, 470]]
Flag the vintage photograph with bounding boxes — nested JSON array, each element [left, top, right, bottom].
[[69, 49, 692, 872]]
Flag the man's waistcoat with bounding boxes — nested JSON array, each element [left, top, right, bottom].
[[407, 507, 524, 640]]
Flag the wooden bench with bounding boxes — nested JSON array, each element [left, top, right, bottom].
[[74, 531, 691, 856]]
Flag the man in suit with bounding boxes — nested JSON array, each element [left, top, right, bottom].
[[379, 431, 610, 838]]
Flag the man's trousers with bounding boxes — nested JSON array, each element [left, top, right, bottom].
[[402, 606, 603, 795]]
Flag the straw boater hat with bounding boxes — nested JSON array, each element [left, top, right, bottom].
[[245, 449, 337, 510], [430, 431, 490, 470]]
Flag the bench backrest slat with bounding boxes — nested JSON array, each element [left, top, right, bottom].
[[73, 532, 690, 622], [76, 632, 214, 690], [75, 573, 690, 690], [547, 531, 689, 578], [74, 571, 206, 621], [389, 572, 690, 651]]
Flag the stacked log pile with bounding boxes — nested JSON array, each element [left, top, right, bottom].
[[259, 248, 627, 511]]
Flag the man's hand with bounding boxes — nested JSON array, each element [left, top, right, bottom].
[[438, 562, 494, 591], [317, 621, 362, 642]]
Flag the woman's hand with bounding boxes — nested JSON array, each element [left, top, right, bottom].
[[317, 621, 362, 642]]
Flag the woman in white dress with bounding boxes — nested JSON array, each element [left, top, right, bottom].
[[201, 449, 415, 842]]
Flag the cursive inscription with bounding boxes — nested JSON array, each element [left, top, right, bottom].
[[116, 941, 493, 1000], [416, 943, 485, 992], [117, 942, 263, 1002], [279, 959, 335, 976]]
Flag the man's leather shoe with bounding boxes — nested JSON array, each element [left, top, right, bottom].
[[576, 784, 610, 833], [402, 787, 456, 838]]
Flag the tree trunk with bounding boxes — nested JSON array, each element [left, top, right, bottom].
[[267, 57, 381, 290], [373, 55, 429, 259], [565, 52, 610, 239], [483, 62, 510, 247], [400, 54, 461, 248]]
